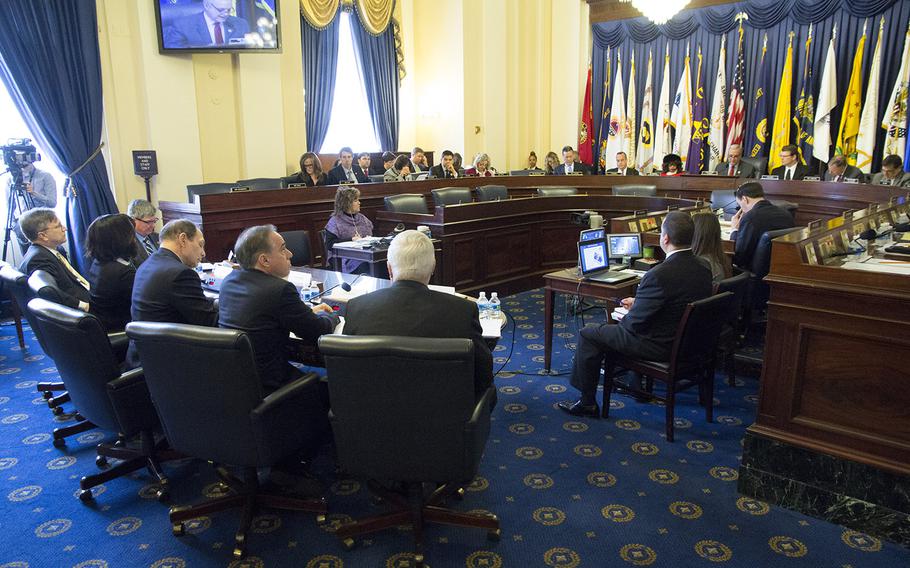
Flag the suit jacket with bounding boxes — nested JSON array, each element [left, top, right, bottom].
[[410, 160, 429, 173], [326, 164, 370, 185], [132, 233, 159, 266], [824, 165, 865, 182], [283, 171, 326, 187], [163, 13, 249, 48], [770, 164, 810, 180], [554, 162, 590, 175], [731, 200, 796, 270], [871, 171, 910, 187], [18, 244, 90, 309], [344, 279, 495, 404], [714, 161, 756, 178], [605, 167, 639, 176], [219, 268, 340, 393], [429, 163, 459, 179], [127, 248, 218, 368], [88, 259, 135, 332]]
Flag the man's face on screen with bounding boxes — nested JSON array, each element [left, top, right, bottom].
[[204, 0, 233, 23]]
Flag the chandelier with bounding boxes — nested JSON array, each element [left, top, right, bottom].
[[622, 0, 691, 26]]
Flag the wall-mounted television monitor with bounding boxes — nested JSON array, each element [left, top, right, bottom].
[[155, 0, 281, 54]]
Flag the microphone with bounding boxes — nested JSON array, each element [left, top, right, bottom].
[[307, 274, 361, 303], [859, 228, 882, 241], [893, 222, 910, 233]]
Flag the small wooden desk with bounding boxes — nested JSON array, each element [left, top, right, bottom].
[[542, 268, 639, 372], [330, 240, 444, 283]]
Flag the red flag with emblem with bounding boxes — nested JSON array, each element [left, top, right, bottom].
[[578, 64, 594, 165]]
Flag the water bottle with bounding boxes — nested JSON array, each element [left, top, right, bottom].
[[489, 292, 501, 320], [477, 292, 489, 319]]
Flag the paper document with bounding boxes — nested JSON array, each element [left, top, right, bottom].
[[428, 284, 457, 295], [841, 260, 910, 275], [287, 271, 312, 288], [480, 317, 502, 339]]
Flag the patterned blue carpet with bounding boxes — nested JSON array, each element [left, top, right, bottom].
[[1, 288, 908, 567]]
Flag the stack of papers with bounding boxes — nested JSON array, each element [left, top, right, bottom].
[[611, 306, 628, 321], [841, 259, 910, 275]]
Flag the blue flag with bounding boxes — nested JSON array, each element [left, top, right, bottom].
[[596, 47, 612, 173], [746, 35, 771, 158], [793, 28, 815, 165], [686, 47, 707, 174]]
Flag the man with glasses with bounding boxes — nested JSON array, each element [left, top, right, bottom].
[[128, 199, 160, 266], [163, 0, 250, 49], [17, 208, 90, 311], [770, 145, 809, 180], [871, 154, 910, 187]]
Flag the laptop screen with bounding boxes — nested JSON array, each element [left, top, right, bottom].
[[578, 240, 609, 275], [607, 233, 643, 259], [580, 228, 605, 241]]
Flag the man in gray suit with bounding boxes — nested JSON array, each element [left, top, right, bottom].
[[163, 0, 249, 48], [871, 154, 910, 187], [824, 155, 865, 183], [714, 144, 755, 178], [128, 199, 160, 266]]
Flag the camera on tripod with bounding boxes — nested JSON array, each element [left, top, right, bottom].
[[2, 138, 41, 177], [2, 138, 42, 262]]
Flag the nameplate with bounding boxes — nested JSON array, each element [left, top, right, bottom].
[[826, 216, 845, 230], [605, 171, 620, 176], [287, 183, 306, 189], [807, 219, 823, 232], [633, 209, 648, 217], [842, 209, 855, 221], [761, 175, 780, 180], [666, 205, 679, 211], [529, 171, 545, 176], [844, 178, 860, 184], [230, 186, 251, 192], [804, 176, 820, 181], [869, 203, 879, 213], [567, 172, 584, 176], [700, 171, 718, 176]]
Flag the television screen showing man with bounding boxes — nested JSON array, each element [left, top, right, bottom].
[[160, 0, 278, 50]]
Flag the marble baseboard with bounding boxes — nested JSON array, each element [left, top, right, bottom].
[[738, 431, 910, 547]]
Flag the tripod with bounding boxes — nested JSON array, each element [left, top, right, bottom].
[[2, 169, 35, 263]]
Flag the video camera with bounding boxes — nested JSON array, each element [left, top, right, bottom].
[[2, 138, 40, 177]]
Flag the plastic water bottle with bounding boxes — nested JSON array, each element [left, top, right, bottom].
[[489, 292, 501, 320], [477, 292, 490, 319]]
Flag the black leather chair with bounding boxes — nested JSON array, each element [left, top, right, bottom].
[[319, 335, 500, 566], [613, 184, 657, 196], [741, 156, 767, 177], [278, 230, 312, 267], [235, 177, 284, 191], [607, 292, 735, 442], [0, 263, 26, 350], [27, 298, 172, 502], [537, 187, 578, 197], [710, 190, 738, 217], [714, 269, 751, 386], [475, 185, 508, 201], [384, 193, 429, 214], [126, 322, 327, 560], [186, 182, 235, 202], [769, 199, 799, 223], [431, 187, 472, 207], [749, 228, 800, 310]]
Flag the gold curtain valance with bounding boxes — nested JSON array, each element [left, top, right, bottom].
[[300, 0, 340, 30], [353, 0, 395, 35]]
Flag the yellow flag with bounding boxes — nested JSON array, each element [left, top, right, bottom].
[[769, 35, 794, 171], [836, 30, 866, 165]]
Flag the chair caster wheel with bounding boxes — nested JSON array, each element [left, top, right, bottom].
[[454, 487, 465, 501], [369, 495, 384, 506], [95, 456, 108, 469], [487, 528, 501, 541], [78, 489, 93, 503], [52, 438, 66, 448], [171, 523, 185, 537], [414, 554, 426, 567], [51, 406, 63, 416], [315, 514, 326, 525], [232, 547, 245, 560], [342, 537, 356, 550], [156, 488, 169, 502], [42, 391, 53, 400], [233, 534, 246, 559]]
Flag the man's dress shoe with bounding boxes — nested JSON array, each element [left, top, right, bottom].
[[557, 399, 600, 418]]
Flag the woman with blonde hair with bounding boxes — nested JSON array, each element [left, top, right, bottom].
[[465, 153, 496, 177], [325, 186, 373, 273], [544, 151, 560, 175]]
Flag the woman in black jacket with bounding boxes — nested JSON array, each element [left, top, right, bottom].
[[85, 214, 139, 332]]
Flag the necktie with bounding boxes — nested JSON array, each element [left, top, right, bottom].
[[729, 164, 735, 176], [567, 165, 573, 174], [143, 236, 155, 256], [836, 175, 842, 183], [785, 169, 791, 180], [214, 22, 224, 44], [347, 170, 356, 182], [54, 250, 90, 290]]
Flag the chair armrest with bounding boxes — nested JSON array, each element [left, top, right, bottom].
[[107, 367, 160, 436], [250, 372, 326, 466], [468, 387, 496, 427], [107, 331, 128, 363], [461, 387, 495, 481], [108, 366, 144, 390], [252, 372, 321, 417]]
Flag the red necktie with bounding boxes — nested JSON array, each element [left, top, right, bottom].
[[729, 164, 734, 176], [214, 23, 224, 44]]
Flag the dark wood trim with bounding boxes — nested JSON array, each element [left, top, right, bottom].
[[588, 0, 739, 24]]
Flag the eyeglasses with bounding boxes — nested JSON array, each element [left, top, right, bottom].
[[303, 162, 314, 168], [135, 217, 158, 225]]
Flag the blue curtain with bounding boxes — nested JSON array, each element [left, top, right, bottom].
[[0, 0, 117, 273], [350, 15, 400, 151], [591, 0, 910, 173], [301, 14, 340, 152]]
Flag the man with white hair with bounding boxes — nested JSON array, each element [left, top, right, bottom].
[[713, 144, 756, 178], [343, 230, 495, 404]]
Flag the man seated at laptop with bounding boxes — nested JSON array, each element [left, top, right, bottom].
[[558, 211, 712, 417]]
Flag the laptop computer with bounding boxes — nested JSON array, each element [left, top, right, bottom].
[[578, 239, 636, 284]]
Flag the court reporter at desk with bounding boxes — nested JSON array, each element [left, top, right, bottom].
[[729, 182, 796, 270], [558, 212, 713, 417], [324, 186, 373, 274]]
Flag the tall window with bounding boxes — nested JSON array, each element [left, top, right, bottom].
[[319, 11, 381, 153]]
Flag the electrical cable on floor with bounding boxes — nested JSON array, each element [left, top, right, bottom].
[[493, 309, 517, 377]]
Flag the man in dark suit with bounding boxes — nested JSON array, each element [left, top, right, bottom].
[[409, 146, 430, 173], [714, 144, 755, 178], [429, 150, 459, 179], [554, 145, 590, 175], [17, 208, 90, 311], [162, 0, 249, 48], [344, 230, 495, 406], [128, 199, 159, 266], [871, 154, 910, 187], [558, 212, 713, 417], [606, 152, 639, 176], [219, 225, 340, 394], [326, 147, 370, 185], [770, 144, 809, 180], [824, 155, 865, 183], [127, 219, 218, 368], [730, 182, 796, 270]]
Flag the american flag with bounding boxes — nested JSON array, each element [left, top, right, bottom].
[[725, 17, 746, 155]]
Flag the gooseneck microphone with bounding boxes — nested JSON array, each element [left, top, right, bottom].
[[307, 274, 361, 302]]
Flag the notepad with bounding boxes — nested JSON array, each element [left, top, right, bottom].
[[841, 260, 910, 275]]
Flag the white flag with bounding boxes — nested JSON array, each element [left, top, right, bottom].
[[604, 52, 627, 170], [813, 31, 837, 162], [670, 46, 693, 166], [883, 25, 910, 158], [708, 36, 727, 170], [652, 46, 672, 170], [856, 19, 884, 173], [637, 50, 655, 173], [626, 52, 637, 168]]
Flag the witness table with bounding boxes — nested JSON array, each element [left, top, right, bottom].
[[330, 239, 443, 282], [542, 268, 640, 372]]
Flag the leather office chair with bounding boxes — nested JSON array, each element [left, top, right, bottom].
[[27, 298, 172, 502], [769, 199, 799, 223], [537, 186, 578, 197], [741, 156, 767, 178], [279, 230, 312, 267], [710, 190, 738, 217], [235, 177, 284, 190], [186, 182, 234, 202], [384, 193, 429, 214], [475, 184, 508, 201], [319, 335, 500, 566], [126, 322, 327, 560], [606, 292, 735, 442], [749, 228, 799, 310], [369, 174, 385, 183], [714, 269, 751, 386], [321, 229, 340, 270], [0, 264, 30, 350], [430, 187, 472, 207], [613, 184, 657, 197]]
